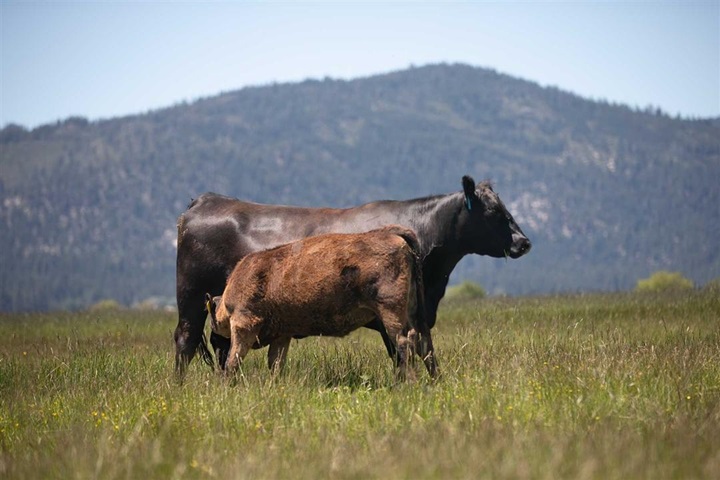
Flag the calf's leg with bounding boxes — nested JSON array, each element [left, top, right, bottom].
[[267, 336, 292, 374], [377, 306, 416, 382], [226, 324, 257, 377]]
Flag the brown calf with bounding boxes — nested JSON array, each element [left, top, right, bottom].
[[206, 225, 437, 380]]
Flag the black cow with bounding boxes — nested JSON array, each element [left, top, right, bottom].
[[174, 175, 531, 377]]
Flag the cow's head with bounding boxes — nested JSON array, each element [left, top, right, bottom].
[[458, 175, 531, 259], [205, 293, 230, 338]]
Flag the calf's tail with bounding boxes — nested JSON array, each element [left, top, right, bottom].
[[408, 239, 426, 334], [387, 225, 439, 378], [384, 226, 426, 331]]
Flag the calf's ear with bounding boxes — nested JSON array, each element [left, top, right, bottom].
[[205, 293, 214, 314]]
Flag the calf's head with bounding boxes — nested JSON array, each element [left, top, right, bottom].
[[459, 175, 531, 259], [205, 293, 231, 338]]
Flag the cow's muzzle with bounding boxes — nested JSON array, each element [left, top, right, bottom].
[[508, 235, 531, 258]]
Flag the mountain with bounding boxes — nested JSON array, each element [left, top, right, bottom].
[[1, 63, 718, 312]]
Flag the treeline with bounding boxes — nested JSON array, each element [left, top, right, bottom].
[[1, 63, 718, 311]]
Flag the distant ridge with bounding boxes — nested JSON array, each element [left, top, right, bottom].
[[1, 63, 718, 311]]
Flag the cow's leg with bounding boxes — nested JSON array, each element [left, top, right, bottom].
[[415, 289, 440, 379], [210, 332, 231, 370], [174, 294, 213, 379], [364, 318, 400, 365], [409, 296, 438, 378], [415, 327, 438, 379], [267, 336, 292, 374]]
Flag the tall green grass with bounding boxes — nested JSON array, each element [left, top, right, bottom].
[[1, 291, 718, 479]]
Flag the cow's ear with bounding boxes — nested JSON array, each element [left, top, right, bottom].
[[462, 175, 476, 196], [462, 175, 476, 210]]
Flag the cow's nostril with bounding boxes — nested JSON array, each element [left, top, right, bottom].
[[516, 238, 531, 255]]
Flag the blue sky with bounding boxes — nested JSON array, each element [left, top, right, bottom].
[[1, 1, 718, 128]]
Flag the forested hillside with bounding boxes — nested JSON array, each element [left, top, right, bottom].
[[1, 63, 718, 311]]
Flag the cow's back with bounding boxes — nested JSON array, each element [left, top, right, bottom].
[[177, 194, 351, 293]]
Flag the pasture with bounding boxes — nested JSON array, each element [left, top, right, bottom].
[[1, 291, 718, 479]]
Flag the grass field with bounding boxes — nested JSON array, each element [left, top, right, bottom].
[[1, 291, 719, 479]]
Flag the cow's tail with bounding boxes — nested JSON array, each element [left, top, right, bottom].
[[198, 333, 215, 368]]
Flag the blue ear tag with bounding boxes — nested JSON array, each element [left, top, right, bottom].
[[465, 196, 472, 211]]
